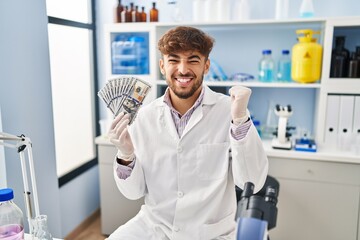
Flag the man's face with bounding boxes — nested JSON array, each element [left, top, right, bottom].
[[159, 51, 210, 99]]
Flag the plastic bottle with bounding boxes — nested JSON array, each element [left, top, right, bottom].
[[299, 0, 314, 18], [140, 6, 147, 22], [217, 0, 231, 22], [192, 0, 205, 22], [149, 2, 159, 22], [259, 50, 275, 82], [275, 0, 289, 20], [232, 0, 250, 21], [330, 36, 350, 78], [114, 0, 124, 23], [0, 188, 24, 240], [277, 50, 292, 82], [291, 29, 322, 83]]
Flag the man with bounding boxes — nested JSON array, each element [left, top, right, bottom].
[[107, 26, 268, 240]]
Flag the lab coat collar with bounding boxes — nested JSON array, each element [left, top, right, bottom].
[[155, 84, 218, 140]]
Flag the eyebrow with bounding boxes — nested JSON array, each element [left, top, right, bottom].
[[167, 54, 202, 60]]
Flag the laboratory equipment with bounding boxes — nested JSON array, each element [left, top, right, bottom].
[[149, 2, 158, 22], [140, 7, 147, 22], [0, 132, 53, 239], [114, 0, 124, 23], [277, 50, 291, 82], [272, 104, 295, 150], [32, 215, 52, 240], [275, 0, 289, 20], [348, 52, 359, 78], [0, 188, 24, 240], [111, 32, 150, 75], [299, 0, 314, 18], [192, 0, 205, 22], [291, 29, 322, 83], [236, 181, 279, 240], [330, 36, 350, 78], [259, 50, 275, 82], [294, 138, 317, 152], [232, 0, 250, 21]]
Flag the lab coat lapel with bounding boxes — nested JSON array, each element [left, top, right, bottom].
[[181, 104, 203, 139], [160, 105, 180, 141], [181, 85, 217, 139]]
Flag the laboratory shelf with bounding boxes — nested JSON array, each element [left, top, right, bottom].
[[155, 80, 321, 88]]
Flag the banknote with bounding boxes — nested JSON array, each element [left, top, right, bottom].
[[98, 76, 152, 124]]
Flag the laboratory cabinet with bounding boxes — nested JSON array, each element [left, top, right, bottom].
[[96, 137, 144, 235], [268, 156, 360, 240], [102, 17, 360, 238]]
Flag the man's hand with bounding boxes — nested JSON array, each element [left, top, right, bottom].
[[229, 86, 252, 125], [108, 113, 134, 161]]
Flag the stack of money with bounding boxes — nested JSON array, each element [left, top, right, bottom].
[[98, 77, 152, 124]]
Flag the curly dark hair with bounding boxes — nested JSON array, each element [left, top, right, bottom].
[[158, 26, 215, 59]]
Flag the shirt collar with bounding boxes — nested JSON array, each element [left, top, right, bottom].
[[163, 86, 205, 116]]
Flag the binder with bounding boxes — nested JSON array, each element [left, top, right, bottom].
[[353, 96, 360, 135], [338, 95, 355, 151], [353, 96, 360, 155], [324, 95, 340, 147]]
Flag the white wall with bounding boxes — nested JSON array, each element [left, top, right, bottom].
[[0, 0, 62, 236], [0, 107, 6, 189], [0, 0, 100, 238]]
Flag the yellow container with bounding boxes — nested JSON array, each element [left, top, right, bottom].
[[291, 29, 323, 83]]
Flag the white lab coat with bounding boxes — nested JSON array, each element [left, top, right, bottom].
[[112, 85, 268, 240]]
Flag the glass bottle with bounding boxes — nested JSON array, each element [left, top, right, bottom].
[[150, 2, 159, 22], [259, 49, 275, 82], [277, 50, 292, 82], [299, 0, 314, 18], [0, 188, 24, 240], [140, 6, 147, 22], [348, 52, 359, 78], [121, 6, 127, 23], [130, 2, 135, 22], [31, 215, 52, 240], [330, 36, 350, 78], [114, 0, 124, 23], [125, 6, 132, 22]]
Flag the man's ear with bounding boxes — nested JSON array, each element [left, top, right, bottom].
[[204, 58, 210, 74], [159, 58, 165, 75]]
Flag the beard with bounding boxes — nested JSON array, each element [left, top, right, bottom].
[[165, 73, 204, 99]]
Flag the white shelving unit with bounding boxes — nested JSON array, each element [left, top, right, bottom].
[[101, 17, 360, 239]]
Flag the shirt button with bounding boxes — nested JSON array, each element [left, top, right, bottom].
[[177, 146, 182, 153], [177, 191, 184, 198], [174, 226, 180, 232]]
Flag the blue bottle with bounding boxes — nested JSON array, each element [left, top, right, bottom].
[[258, 50, 275, 82], [277, 50, 292, 82]]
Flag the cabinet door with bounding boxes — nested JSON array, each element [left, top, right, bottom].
[[98, 145, 144, 235], [269, 178, 359, 240]]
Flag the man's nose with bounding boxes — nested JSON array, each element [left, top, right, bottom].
[[177, 60, 190, 74]]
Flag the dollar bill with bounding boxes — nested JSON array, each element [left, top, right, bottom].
[[98, 76, 152, 125]]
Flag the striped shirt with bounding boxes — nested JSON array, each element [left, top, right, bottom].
[[116, 86, 252, 179]]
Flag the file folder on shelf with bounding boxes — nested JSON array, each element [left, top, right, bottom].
[[338, 95, 355, 151], [324, 95, 340, 147], [353, 96, 360, 135]]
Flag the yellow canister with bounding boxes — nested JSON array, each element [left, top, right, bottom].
[[291, 29, 323, 83]]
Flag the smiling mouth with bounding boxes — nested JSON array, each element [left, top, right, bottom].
[[176, 78, 192, 83]]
